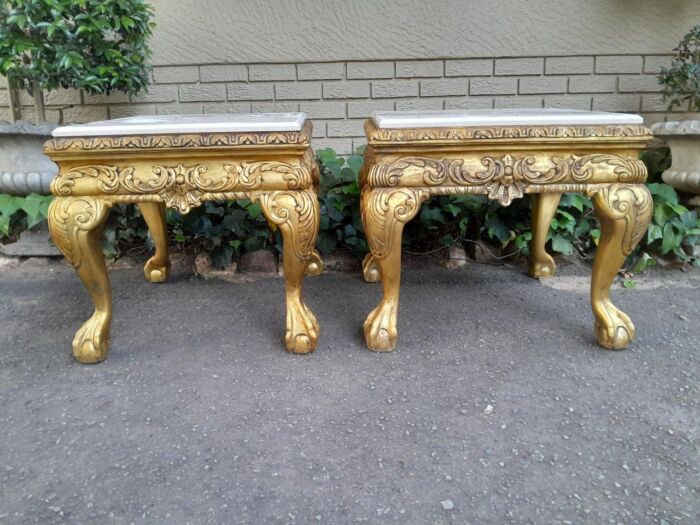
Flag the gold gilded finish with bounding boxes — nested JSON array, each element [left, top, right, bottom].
[[360, 121, 653, 352], [46, 124, 321, 363], [138, 202, 170, 283], [48, 196, 112, 363], [305, 250, 324, 276], [364, 121, 652, 144], [529, 192, 562, 278], [47, 126, 311, 152], [361, 187, 428, 351], [257, 190, 320, 353], [588, 183, 652, 349]]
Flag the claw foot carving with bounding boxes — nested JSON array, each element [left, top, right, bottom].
[[72, 312, 111, 363], [593, 300, 635, 350], [362, 253, 381, 283], [144, 257, 170, 283], [285, 300, 319, 354], [528, 253, 556, 279], [364, 300, 398, 352], [305, 250, 324, 276]]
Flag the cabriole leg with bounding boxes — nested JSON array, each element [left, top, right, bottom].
[[138, 202, 171, 283], [590, 184, 652, 349], [361, 187, 426, 351], [258, 190, 321, 354], [48, 197, 112, 363], [528, 191, 562, 278]]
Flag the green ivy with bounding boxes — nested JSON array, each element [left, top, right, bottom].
[[316, 147, 367, 256], [1, 148, 698, 271], [0, 193, 52, 237], [645, 183, 700, 262]]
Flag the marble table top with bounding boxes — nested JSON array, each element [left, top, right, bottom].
[[372, 109, 643, 129], [53, 113, 307, 137]]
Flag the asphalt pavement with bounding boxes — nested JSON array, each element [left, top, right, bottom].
[[0, 257, 698, 524]]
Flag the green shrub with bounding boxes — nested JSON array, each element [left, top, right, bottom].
[[658, 25, 700, 111], [1, 148, 698, 270], [0, 0, 154, 121]]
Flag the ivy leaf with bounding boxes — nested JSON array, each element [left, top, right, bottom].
[[551, 234, 574, 255], [661, 223, 682, 254], [0, 215, 10, 236], [485, 213, 510, 242], [632, 252, 656, 273], [646, 224, 663, 243], [444, 203, 461, 217], [0, 194, 22, 217], [20, 194, 46, 228], [648, 182, 679, 205], [654, 202, 675, 226], [346, 156, 364, 177]]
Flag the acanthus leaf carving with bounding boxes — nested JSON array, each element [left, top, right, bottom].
[[51, 161, 313, 213], [52, 165, 131, 196], [586, 184, 652, 255], [365, 154, 647, 206], [361, 187, 429, 259], [48, 197, 111, 268], [255, 190, 318, 260], [229, 162, 312, 191]]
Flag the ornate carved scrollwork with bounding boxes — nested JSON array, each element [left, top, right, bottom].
[[587, 183, 653, 255], [570, 154, 647, 184], [52, 165, 128, 196], [51, 161, 313, 214], [255, 190, 318, 261], [361, 187, 429, 259], [370, 157, 447, 187], [48, 197, 111, 268], [227, 162, 312, 191], [364, 154, 648, 206]]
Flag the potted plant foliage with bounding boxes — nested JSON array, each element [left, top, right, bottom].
[[652, 25, 700, 206], [0, 0, 154, 195]]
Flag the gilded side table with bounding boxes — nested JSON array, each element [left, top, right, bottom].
[[359, 109, 653, 352], [45, 113, 323, 363]]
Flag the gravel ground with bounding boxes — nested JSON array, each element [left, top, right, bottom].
[[0, 258, 698, 524]]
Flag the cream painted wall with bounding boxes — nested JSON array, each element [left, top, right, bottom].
[[149, 0, 699, 65]]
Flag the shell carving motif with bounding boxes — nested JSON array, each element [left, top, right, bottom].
[[146, 164, 208, 214]]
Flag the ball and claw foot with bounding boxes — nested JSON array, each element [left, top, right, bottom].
[[594, 300, 636, 350], [72, 312, 110, 363], [143, 257, 170, 283], [364, 300, 397, 352], [528, 253, 556, 279], [362, 253, 381, 283], [305, 250, 324, 276], [285, 300, 319, 354]]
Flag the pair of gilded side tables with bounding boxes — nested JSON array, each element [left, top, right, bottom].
[[45, 110, 653, 363]]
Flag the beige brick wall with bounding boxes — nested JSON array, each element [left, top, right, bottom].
[[0, 54, 692, 154]]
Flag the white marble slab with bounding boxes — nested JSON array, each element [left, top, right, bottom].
[[53, 113, 307, 137], [372, 109, 643, 129]]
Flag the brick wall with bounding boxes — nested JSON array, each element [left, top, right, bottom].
[[0, 54, 691, 154]]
